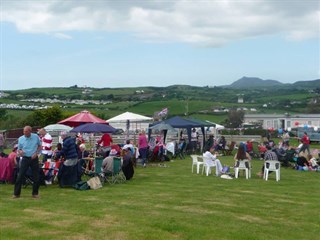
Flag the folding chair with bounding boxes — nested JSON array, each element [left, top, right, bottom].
[[83, 157, 105, 185], [111, 157, 126, 184]]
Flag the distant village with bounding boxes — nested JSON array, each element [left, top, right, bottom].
[[0, 90, 303, 113], [0, 90, 113, 110]]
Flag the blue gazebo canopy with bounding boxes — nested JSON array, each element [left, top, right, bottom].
[[149, 116, 215, 149]]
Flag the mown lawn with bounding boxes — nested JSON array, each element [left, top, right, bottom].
[[0, 155, 319, 240]]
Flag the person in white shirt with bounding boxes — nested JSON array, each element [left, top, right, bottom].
[[38, 128, 53, 163], [191, 128, 198, 154], [122, 139, 134, 156], [203, 148, 223, 176]]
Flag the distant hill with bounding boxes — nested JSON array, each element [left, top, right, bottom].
[[292, 79, 320, 88], [226, 76, 320, 89], [227, 77, 283, 89]]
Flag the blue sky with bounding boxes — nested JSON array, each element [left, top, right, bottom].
[[0, 0, 319, 90]]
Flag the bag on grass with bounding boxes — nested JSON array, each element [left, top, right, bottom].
[[222, 165, 230, 173], [73, 181, 90, 190], [87, 176, 102, 190]]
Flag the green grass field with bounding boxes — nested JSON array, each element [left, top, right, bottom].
[[1, 154, 318, 240]]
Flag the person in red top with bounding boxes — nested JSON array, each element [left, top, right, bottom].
[[246, 140, 253, 154], [38, 128, 53, 163], [299, 132, 310, 155], [97, 133, 113, 157], [258, 143, 267, 159]]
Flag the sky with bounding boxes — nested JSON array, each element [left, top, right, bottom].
[[0, 0, 319, 90]]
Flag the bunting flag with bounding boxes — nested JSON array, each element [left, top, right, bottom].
[[158, 108, 168, 117]]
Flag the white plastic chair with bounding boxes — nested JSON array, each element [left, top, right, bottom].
[[263, 160, 280, 181], [202, 157, 216, 176], [191, 155, 203, 174], [234, 160, 251, 179]]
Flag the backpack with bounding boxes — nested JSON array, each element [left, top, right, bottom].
[[73, 181, 90, 190]]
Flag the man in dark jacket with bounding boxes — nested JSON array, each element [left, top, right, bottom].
[[57, 132, 80, 187], [58, 131, 79, 166]]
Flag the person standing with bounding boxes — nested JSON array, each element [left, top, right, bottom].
[[282, 130, 290, 146], [38, 128, 53, 163], [204, 134, 214, 152], [191, 128, 198, 154], [0, 132, 4, 152], [13, 126, 42, 199], [58, 131, 78, 166], [299, 132, 310, 155], [138, 130, 148, 167], [97, 132, 113, 157]]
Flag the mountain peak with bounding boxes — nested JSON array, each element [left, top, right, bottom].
[[228, 77, 282, 89]]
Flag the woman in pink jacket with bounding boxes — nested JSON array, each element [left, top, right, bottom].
[[138, 130, 148, 167]]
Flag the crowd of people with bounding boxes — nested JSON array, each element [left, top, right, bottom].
[[0, 126, 140, 199], [202, 130, 320, 178], [1, 124, 319, 199]]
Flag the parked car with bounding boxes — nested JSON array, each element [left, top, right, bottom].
[[114, 128, 124, 135]]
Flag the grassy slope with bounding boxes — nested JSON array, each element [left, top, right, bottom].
[[0, 154, 318, 240]]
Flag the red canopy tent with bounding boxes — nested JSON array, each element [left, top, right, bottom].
[[58, 110, 108, 127]]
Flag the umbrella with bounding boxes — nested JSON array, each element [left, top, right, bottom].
[[149, 122, 176, 132], [58, 110, 107, 127], [44, 124, 73, 132], [107, 111, 152, 123], [70, 123, 116, 133]]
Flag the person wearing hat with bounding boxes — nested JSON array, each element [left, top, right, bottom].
[[97, 132, 113, 157], [102, 149, 118, 174]]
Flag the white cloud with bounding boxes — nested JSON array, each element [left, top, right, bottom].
[[2, 0, 319, 46], [53, 32, 72, 40]]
